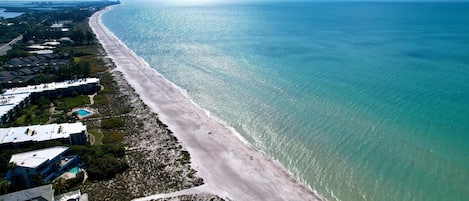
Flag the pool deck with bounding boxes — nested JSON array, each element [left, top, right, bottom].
[[71, 107, 96, 119]]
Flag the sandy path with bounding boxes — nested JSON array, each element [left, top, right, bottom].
[[90, 7, 323, 201]]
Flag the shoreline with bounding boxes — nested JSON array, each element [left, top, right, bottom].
[[90, 6, 323, 201]]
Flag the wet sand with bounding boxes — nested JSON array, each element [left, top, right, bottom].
[[90, 7, 323, 201]]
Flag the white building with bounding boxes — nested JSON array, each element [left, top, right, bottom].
[[0, 122, 88, 148], [50, 23, 64, 29], [0, 184, 54, 201], [0, 185, 86, 201], [3, 78, 100, 97], [0, 78, 100, 124], [0, 92, 31, 123], [6, 146, 79, 188]]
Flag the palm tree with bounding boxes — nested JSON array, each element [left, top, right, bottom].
[[0, 178, 10, 194], [52, 178, 69, 195]]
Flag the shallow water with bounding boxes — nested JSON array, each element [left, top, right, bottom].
[[0, 8, 23, 18], [101, 1, 469, 201]]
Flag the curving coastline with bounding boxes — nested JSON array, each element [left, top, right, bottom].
[[90, 6, 323, 201]]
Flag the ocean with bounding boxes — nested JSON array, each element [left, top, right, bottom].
[[100, 1, 469, 201]]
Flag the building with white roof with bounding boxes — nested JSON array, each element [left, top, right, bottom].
[[9, 147, 69, 169], [0, 78, 100, 124], [29, 49, 54, 55], [0, 122, 88, 148], [5, 146, 79, 188], [3, 78, 100, 96], [0, 92, 31, 123], [0, 184, 54, 201], [50, 23, 64, 29], [0, 185, 86, 201]]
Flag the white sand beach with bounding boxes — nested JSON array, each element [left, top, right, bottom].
[[90, 7, 323, 201]]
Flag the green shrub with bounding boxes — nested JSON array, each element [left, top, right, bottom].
[[73, 51, 91, 57], [101, 118, 125, 129], [180, 150, 191, 164], [63, 95, 90, 108], [101, 144, 125, 158], [98, 88, 113, 94], [87, 156, 128, 180], [121, 107, 132, 114], [93, 94, 109, 106], [102, 131, 124, 144], [67, 171, 84, 187], [68, 145, 126, 166], [68, 145, 97, 164], [88, 129, 103, 145], [0, 178, 10, 194]]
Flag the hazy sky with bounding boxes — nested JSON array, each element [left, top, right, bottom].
[[1, 0, 469, 1], [1, 0, 468, 3]]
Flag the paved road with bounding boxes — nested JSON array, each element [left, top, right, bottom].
[[0, 17, 47, 56], [0, 34, 23, 56]]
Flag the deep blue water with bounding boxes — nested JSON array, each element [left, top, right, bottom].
[[101, 1, 469, 200]]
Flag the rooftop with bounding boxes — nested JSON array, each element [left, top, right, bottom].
[[3, 78, 100, 95], [9, 146, 69, 168], [27, 45, 54, 50], [0, 78, 99, 123], [50, 23, 64, 28], [1, 54, 69, 69], [29, 49, 54, 55], [0, 184, 54, 201], [0, 92, 31, 116], [0, 122, 86, 145]]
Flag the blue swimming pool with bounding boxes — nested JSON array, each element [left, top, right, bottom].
[[68, 167, 79, 174], [76, 109, 91, 117]]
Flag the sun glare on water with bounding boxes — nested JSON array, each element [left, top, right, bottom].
[[168, 0, 245, 6], [173, 0, 218, 5], [138, 0, 251, 6]]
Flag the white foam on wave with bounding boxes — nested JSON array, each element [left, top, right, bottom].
[[100, 5, 252, 147], [95, 5, 325, 200]]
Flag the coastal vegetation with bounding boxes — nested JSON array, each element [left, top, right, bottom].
[[80, 65, 204, 200], [101, 117, 125, 129], [0, 0, 127, 195], [1, 1, 205, 200], [69, 144, 127, 180], [56, 95, 90, 110]]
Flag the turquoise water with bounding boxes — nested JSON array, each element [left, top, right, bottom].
[[76, 109, 90, 117], [0, 8, 23, 18], [101, 1, 469, 201], [68, 167, 79, 174]]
